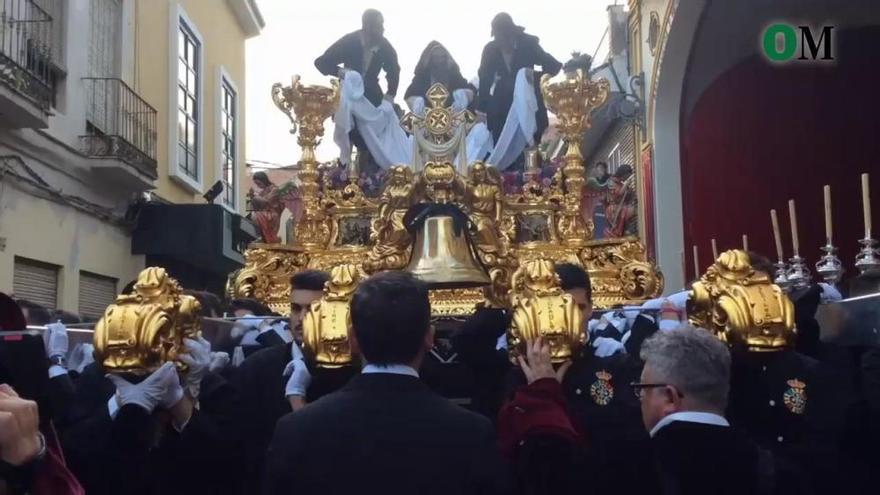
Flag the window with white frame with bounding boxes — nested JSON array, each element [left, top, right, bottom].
[[607, 143, 622, 173], [220, 78, 237, 208], [177, 19, 201, 182]]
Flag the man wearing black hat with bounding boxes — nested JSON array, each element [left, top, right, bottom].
[[477, 13, 561, 148]]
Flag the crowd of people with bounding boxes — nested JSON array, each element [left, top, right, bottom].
[[0, 252, 878, 495]]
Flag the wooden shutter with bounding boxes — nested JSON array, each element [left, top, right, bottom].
[[13, 257, 59, 310], [78, 271, 117, 319]]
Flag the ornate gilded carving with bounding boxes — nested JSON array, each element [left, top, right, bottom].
[[302, 264, 361, 368], [508, 259, 586, 363], [364, 166, 416, 273], [272, 76, 339, 250], [541, 69, 610, 246], [688, 249, 795, 352], [230, 246, 309, 314], [232, 79, 662, 318], [94, 268, 201, 375], [579, 238, 664, 308]]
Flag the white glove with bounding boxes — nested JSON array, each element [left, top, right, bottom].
[[68, 343, 95, 373], [107, 362, 182, 414], [44, 322, 68, 359], [231, 346, 246, 367], [283, 342, 311, 398], [592, 337, 625, 357], [658, 319, 681, 332], [818, 283, 842, 303], [208, 352, 230, 373], [179, 337, 212, 399]]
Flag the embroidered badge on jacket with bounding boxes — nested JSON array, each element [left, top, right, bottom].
[[782, 378, 807, 415], [589, 370, 614, 406]]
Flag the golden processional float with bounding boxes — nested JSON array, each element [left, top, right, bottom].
[[228, 69, 663, 363]]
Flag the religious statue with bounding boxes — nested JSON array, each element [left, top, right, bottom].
[[465, 161, 508, 257], [364, 165, 416, 272], [248, 171, 302, 244], [603, 164, 638, 238]]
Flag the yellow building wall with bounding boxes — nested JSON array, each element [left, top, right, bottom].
[[136, 0, 248, 212], [0, 187, 145, 311]]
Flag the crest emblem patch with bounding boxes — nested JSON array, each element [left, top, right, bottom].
[[782, 378, 807, 415], [589, 370, 614, 406]]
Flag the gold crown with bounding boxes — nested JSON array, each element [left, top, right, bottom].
[[595, 370, 612, 381], [786, 378, 806, 389]]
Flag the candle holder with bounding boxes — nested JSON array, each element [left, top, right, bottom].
[[773, 260, 791, 292], [855, 237, 880, 275], [786, 255, 811, 290], [814, 243, 844, 285]]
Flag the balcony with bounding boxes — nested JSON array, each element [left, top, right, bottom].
[[82, 77, 158, 187], [0, 0, 56, 128]]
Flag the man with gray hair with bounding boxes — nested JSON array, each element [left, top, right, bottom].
[[635, 326, 776, 495]]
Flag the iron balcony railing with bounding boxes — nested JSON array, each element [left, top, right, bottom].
[[0, 0, 54, 109], [82, 77, 158, 179]]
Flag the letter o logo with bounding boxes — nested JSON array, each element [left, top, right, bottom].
[[762, 24, 797, 61]]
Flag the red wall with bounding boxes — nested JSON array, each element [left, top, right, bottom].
[[681, 27, 880, 284]]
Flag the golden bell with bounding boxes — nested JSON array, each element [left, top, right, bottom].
[[406, 215, 491, 289]]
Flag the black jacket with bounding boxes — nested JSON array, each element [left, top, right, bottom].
[[263, 372, 510, 495], [315, 30, 400, 107], [234, 342, 356, 494], [60, 364, 241, 495], [728, 349, 846, 493], [476, 33, 561, 142], [652, 421, 768, 495], [562, 351, 657, 494]]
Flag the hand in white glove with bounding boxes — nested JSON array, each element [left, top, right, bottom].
[[283, 342, 311, 398], [179, 336, 212, 399], [592, 336, 625, 358], [208, 352, 230, 373], [107, 362, 182, 414], [68, 343, 95, 373], [44, 322, 68, 359]]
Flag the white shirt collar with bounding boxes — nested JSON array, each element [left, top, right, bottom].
[[649, 411, 729, 438], [361, 363, 419, 378]]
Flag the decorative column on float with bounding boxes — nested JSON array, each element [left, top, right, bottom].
[[271, 75, 340, 249], [541, 69, 610, 246]]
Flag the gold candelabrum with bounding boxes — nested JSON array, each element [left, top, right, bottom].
[[688, 250, 796, 352], [272, 76, 340, 249], [541, 69, 610, 247], [232, 76, 661, 320]]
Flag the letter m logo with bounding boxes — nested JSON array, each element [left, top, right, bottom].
[[798, 26, 834, 60]]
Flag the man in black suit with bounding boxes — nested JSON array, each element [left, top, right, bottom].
[[315, 9, 399, 175], [476, 13, 561, 146], [636, 326, 779, 495], [263, 271, 510, 495], [235, 270, 350, 495], [315, 9, 399, 107]]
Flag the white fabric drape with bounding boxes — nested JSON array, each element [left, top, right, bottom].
[[333, 72, 507, 171], [485, 68, 538, 171], [334, 71, 412, 169], [405, 89, 494, 171]]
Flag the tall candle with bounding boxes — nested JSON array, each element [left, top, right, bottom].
[[711, 238, 718, 260], [771, 209, 784, 261], [823, 185, 832, 244], [742, 234, 749, 251], [788, 199, 800, 256], [693, 245, 700, 277], [863, 173, 872, 239]]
